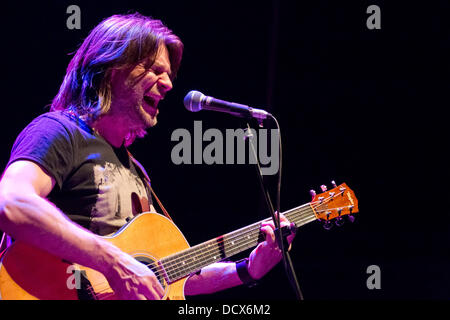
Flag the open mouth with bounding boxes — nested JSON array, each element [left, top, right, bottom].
[[143, 95, 159, 116]]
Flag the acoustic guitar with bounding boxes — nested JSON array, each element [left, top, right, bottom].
[[0, 182, 358, 300]]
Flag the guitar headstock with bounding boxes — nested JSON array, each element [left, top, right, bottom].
[[310, 181, 359, 229]]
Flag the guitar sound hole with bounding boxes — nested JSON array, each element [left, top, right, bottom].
[[134, 256, 167, 291]]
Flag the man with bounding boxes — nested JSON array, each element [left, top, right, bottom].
[[0, 13, 294, 300]]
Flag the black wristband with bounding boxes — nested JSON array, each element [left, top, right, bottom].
[[235, 258, 258, 287]]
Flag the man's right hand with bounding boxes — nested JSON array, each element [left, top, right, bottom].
[[102, 248, 165, 300]]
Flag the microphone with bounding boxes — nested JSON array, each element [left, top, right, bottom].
[[183, 90, 271, 120]]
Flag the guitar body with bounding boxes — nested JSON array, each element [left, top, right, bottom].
[[0, 213, 190, 300], [0, 182, 359, 300]]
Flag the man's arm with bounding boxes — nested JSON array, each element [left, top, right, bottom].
[[184, 215, 295, 295], [0, 160, 164, 300]]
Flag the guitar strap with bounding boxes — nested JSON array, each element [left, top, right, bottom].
[[126, 150, 173, 222]]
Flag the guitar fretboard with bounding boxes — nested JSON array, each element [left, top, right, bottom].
[[158, 203, 316, 283]]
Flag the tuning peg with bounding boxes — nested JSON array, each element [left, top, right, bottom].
[[331, 180, 337, 188], [309, 189, 316, 200], [320, 185, 327, 192], [335, 216, 345, 227]]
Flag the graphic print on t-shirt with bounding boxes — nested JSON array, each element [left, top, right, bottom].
[[91, 161, 150, 235]]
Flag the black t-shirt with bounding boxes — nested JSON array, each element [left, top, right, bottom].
[[7, 111, 153, 236]]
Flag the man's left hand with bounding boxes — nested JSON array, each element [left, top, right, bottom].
[[247, 213, 296, 280]]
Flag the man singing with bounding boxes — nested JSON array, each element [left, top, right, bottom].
[[0, 13, 294, 300]]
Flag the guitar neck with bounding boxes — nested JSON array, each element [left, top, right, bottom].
[[159, 202, 316, 283]]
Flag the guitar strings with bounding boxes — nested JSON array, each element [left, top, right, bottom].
[[141, 205, 313, 279], [96, 204, 313, 287], [124, 197, 327, 286], [160, 203, 315, 268], [90, 205, 317, 296], [89, 222, 282, 297], [162, 214, 318, 283], [92, 191, 349, 298], [160, 210, 315, 281], [85, 199, 332, 298], [86, 207, 315, 297], [89, 222, 266, 294], [314, 205, 354, 213], [94, 211, 318, 300], [94, 214, 319, 300], [87, 206, 317, 298], [92, 221, 295, 299]]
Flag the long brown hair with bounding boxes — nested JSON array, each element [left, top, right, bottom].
[[51, 13, 183, 123]]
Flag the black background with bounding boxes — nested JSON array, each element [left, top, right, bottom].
[[0, 0, 448, 300]]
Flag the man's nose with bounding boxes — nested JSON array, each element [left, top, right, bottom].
[[158, 73, 173, 94]]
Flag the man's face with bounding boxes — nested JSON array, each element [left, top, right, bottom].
[[109, 44, 173, 132]]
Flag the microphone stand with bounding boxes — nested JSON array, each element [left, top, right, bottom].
[[245, 119, 304, 301]]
